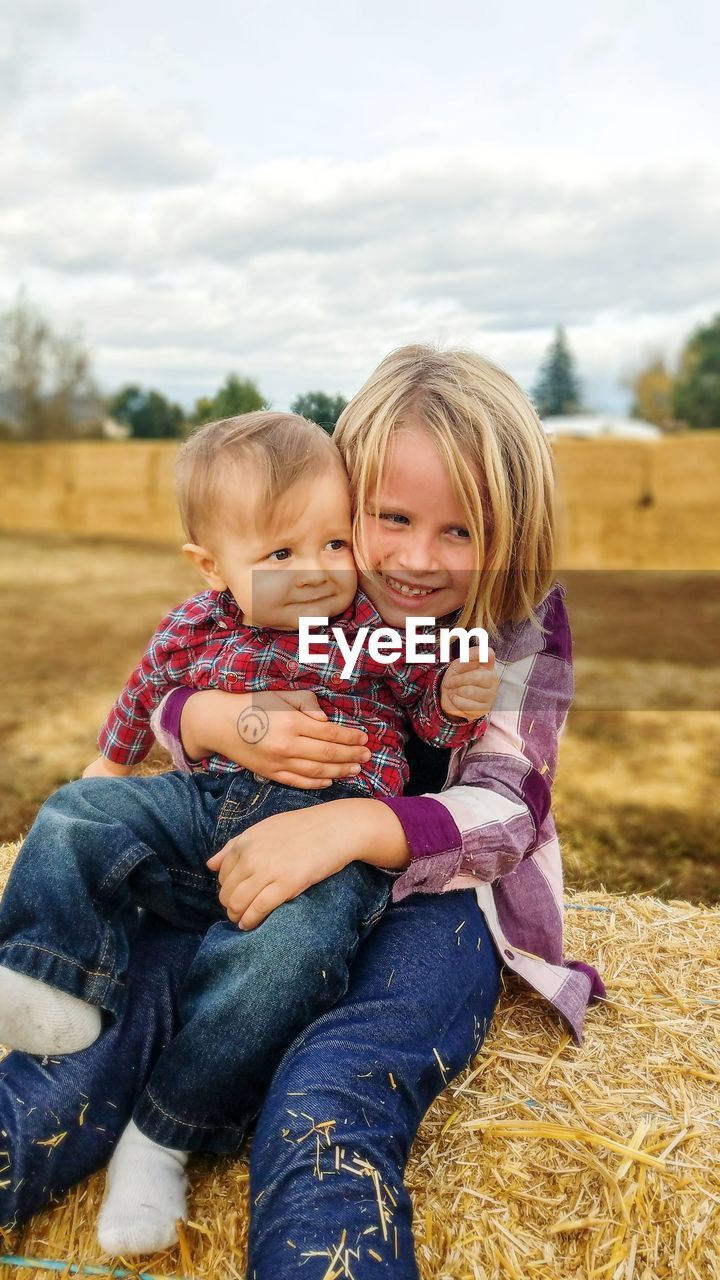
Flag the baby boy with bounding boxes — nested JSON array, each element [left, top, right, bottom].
[[0, 411, 496, 1254]]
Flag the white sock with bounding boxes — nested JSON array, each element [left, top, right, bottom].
[[97, 1120, 189, 1256], [0, 965, 101, 1054]]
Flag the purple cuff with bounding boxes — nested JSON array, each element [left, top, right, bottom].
[[563, 959, 607, 1003], [149, 687, 198, 772], [380, 794, 462, 862]]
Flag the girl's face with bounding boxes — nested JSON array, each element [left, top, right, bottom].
[[356, 420, 478, 629]]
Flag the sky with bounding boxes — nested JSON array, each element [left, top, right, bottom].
[[1, 0, 719, 413]]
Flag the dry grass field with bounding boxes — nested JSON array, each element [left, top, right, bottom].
[[1, 533, 718, 904]]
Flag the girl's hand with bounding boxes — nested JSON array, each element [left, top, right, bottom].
[[181, 688, 372, 789], [440, 649, 497, 722], [207, 798, 410, 930], [82, 756, 133, 779]]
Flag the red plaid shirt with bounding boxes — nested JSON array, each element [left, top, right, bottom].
[[98, 588, 484, 798]]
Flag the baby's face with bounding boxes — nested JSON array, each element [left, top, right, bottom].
[[212, 468, 357, 630]]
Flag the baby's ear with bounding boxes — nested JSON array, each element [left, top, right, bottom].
[[182, 543, 227, 591]]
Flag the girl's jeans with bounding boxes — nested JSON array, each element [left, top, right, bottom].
[[0, 771, 390, 1153], [0, 890, 501, 1278]]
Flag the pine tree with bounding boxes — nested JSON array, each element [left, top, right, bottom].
[[532, 327, 582, 417]]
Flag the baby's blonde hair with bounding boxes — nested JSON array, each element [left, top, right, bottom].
[[176, 411, 343, 544], [334, 344, 556, 634]]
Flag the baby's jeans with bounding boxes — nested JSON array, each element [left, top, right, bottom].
[[0, 771, 390, 1153]]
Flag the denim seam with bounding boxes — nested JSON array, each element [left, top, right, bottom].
[[95, 842, 211, 898], [217, 800, 245, 816], [142, 1087, 246, 1137], [214, 783, 271, 840], [218, 785, 270, 820], [360, 906, 387, 931], [162, 869, 213, 886], [0, 939, 123, 988], [97, 841, 154, 899], [358, 891, 392, 933], [86, 925, 114, 1004]]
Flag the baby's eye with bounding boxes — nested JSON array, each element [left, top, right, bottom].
[[326, 538, 349, 551], [268, 548, 292, 561]]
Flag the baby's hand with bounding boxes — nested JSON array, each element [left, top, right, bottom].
[[440, 649, 497, 722], [82, 756, 134, 780]]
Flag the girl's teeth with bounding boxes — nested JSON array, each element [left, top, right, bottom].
[[386, 576, 434, 598]]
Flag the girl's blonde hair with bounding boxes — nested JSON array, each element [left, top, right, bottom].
[[334, 344, 556, 635]]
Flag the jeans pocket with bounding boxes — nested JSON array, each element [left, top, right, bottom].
[[212, 776, 273, 844]]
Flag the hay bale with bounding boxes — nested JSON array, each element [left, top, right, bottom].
[[1, 840, 719, 1279]]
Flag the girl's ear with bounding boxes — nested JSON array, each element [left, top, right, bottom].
[[182, 543, 228, 591]]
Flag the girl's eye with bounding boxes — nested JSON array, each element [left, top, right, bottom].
[[326, 539, 349, 551], [450, 527, 471, 539], [378, 512, 409, 525], [268, 548, 292, 561]]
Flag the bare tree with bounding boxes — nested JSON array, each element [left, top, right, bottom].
[[0, 294, 100, 439]]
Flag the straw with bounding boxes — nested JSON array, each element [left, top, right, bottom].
[[0, 1257, 187, 1278], [1, 840, 719, 1279]]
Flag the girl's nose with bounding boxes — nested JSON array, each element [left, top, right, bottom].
[[395, 536, 440, 574]]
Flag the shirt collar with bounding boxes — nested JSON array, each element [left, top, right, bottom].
[[212, 589, 244, 626]]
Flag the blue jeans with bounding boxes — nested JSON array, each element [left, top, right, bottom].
[[0, 915, 202, 1234], [0, 891, 501, 1277], [0, 771, 390, 1153]]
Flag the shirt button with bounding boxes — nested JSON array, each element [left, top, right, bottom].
[[286, 659, 299, 673], [330, 673, 343, 686], [504, 949, 515, 961]]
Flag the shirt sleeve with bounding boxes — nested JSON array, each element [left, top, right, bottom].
[[97, 602, 203, 766], [382, 659, 484, 749], [97, 643, 168, 766], [380, 585, 573, 896]]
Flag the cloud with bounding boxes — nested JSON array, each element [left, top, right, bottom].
[[156, 151, 720, 324], [2, 145, 719, 408], [0, 1, 81, 111], [45, 90, 216, 188]]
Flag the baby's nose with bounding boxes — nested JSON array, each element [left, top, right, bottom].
[[296, 564, 328, 586]]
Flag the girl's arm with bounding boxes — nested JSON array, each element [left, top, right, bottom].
[[208, 797, 411, 929], [153, 687, 371, 787], [380, 584, 573, 895]]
